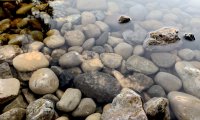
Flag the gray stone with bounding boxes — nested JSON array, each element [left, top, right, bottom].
[[64, 30, 85, 46], [178, 48, 195, 61], [42, 94, 59, 104], [104, 44, 113, 53], [114, 42, 133, 60], [68, 46, 83, 53], [76, 0, 108, 10], [0, 62, 13, 79], [140, 20, 164, 31], [44, 35, 65, 49], [83, 24, 101, 38], [60, 22, 72, 35], [0, 108, 26, 120], [28, 41, 44, 52], [95, 21, 110, 32], [107, 36, 124, 47], [81, 12, 96, 25], [92, 46, 105, 54], [122, 30, 146, 45], [147, 85, 166, 98], [82, 38, 95, 50], [81, 58, 103, 72], [100, 53, 122, 69], [22, 89, 36, 104], [82, 51, 99, 60], [133, 45, 144, 56], [95, 32, 109, 46], [51, 49, 66, 60]]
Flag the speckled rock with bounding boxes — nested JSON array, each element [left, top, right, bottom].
[[43, 35, 65, 49], [0, 108, 26, 120], [81, 58, 103, 72], [64, 30, 85, 46], [100, 53, 122, 69]]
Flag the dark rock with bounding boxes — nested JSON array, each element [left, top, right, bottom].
[[118, 15, 131, 24], [184, 33, 195, 41], [147, 85, 166, 98], [0, 62, 12, 79], [95, 31, 109, 46], [58, 70, 74, 89], [92, 46, 105, 54]]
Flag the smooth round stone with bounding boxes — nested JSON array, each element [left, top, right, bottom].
[[60, 22, 72, 35], [16, 3, 34, 15], [72, 98, 96, 117], [30, 30, 44, 41], [51, 49, 66, 60], [100, 53, 123, 69], [178, 48, 195, 61], [133, 45, 144, 56], [0, 78, 20, 104], [42, 94, 59, 104], [59, 51, 83, 68], [168, 91, 200, 120], [56, 116, 69, 120], [95, 31, 109, 46], [81, 11, 96, 25], [29, 68, 59, 95], [122, 30, 146, 45], [92, 46, 105, 54], [82, 38, 95, 50], [64, 30, 85, 46], [83, 24, 101, 38], [114, 42, 133, 60], [85, 113, 101, 120], [126, 55, 159, 75], [107, 36, 124, 47], [95, 21, 110, 32], [56, 88, 82, 112], [155, 72, 182, 92], [129, 4, 148, 21], [147, 85, 166, 97], [151, 52, 176, 68], [81, 58, 103, 72], [68, 46, 83, 53], [0, 108, 26, 120], [26, 99, 55, 120], [28, 41, 44, 52], [13, 51, 49, 72], [43, 35, 65, 49]]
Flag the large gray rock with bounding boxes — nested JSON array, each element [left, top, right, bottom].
[[64, 30, 85, 46], [76, 0, 108, 10], [74, 72, 121, 103], [95, 31, 109, 46], [101, 88, 148, 120], [100, 53, 122, 69], [126, 55, 159, 75], [175, 61, 200, 98], [0, 108, 26, 120], [168, 91, 200, 120]]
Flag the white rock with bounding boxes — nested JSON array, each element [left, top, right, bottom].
[[44, 35, 65, 49], [64, 30, 85, 46], [81, 12, 96, 25]]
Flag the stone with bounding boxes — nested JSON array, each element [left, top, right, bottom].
[[26, 98, 55, 120], [95, 31, 109, 46], [0, 62, 13, 79], [76, 0, 108, 10], [74, 72, 121, 103], [133, 45, 144, 56], [107, 36, 124, 47], [56, 88, 82, 112], [147, 85, 166, 98], [100, 53, 122, 69], [0, 78, 20, 104], [146, 10, 163, 20], [0, 19, 11, 33], [140, 20, 164, 31], [81, 12, 96, 25], [92, 46, 105, 54], [13, 51, 49, 72], [46, 29, 60, 36], [104, 44, 113, 53], [60, 22, 72, 35], [64, 30, 85, 46], [175, 61, 200, 98], [129, 4, 148, 21], [82, 38, 95, 50], [82, 51, 99, 60], [22, 89, 36, 104], [68, 46, 83, 53], [178, 48, 195, 61], [56, 116, 69, 120], [43, 35, 65, 49], [168, 91, 200, 120], [95, 21, 110, 32], [194, 50, 200, 61], [51, 49, 66, 60], [151, 52, 176, 68], [114, 42, 133, 60], [29, 68, 59, 95], [42, 94, 59, 104], [144, 97, 170, 120], [30, 30, 44, 41], [86, 113, 101, 120], [28, 41, 44, 52], [0, 108, 26, 120], [126, 55, 159, 75], [83, 24, 101, 38], [16, 3, 34, 15], [155, 72, 182, 92], [81, 58, 103, 72], [56, 89, 64, 99], [59, 51, 83, 68], [72, 98, 96, 117], [58, 70, 74, 89], [101, 88, 148, 120]]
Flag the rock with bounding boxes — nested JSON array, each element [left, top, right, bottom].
[[147, 85, 166, 98], [60, 22, 72, 35], [72, 98, 96, 117], [0, 19, 10, 33], [155, 72, 182, 92], [133, 45, 144, 56], [26, 98, 55, 120], [83, 24, 101, 38], [16, 3, 34, 15], [57, 70, 73, 89], [59, 51, 83, 68], [22, 89, 36, 104], [56, 89, 64, 99], [168, 91, 200, 120], [95, 31, 109, 46], [56, 116, 69, 120], [95, 21, 110, 32], [81, 58, 103, 72], [151, 52, 176, 68], [101, 88, 148, 120], [194, 50, 200, 61], [42, 94, 59, 104], [30, 30, 44, 41], [0, 62, 13, 79], [13, 51, 49, 72], [64, 30, 85, 46], [92, 46, 105, 54], [28, 41, 44, 52], [82, 51, 99, 60], [0, 45, 21, 62], [178, 48, 195, 61], [74, 72, 121, 103], [29, 68, 59, 95], [146, 10, 163, 20], [68, 46, 83, 53], [46, 29, 60, 36], [126, 55, 159, 75], [86, 113, 101, 120], [100, 53, 122, 69], [0, 108, 26, 120], [0, 78, 20, 104], [114, 42, 133, 59], [51, 49, 66, 60], [76, 0, 108, 10], [56, 88, 82, 112], [122, 30, 146, 45], [129, 4, 148, 21], [144, 97, 170, 120], [175, 61, 200, 98], [82, 38, 95, 50], [107, 36, 124, 47], [43, 35, 65, 49], [81, 12, 96, 25], [104, 44, 113, 53]]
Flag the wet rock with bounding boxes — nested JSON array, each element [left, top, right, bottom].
[[57, 70, 73, 89], [76, 0, 108, 10], [83, 24, 101, 38], [0, 19, 11, 33], [56, 88, 82, 112], [64, 30, 85, 46], [129, 4, 148, 21], [147, 85, 166, 97], [72, 98, 96, 117], [133, 45, 144, 56], [51, 49, 66, 60], [86, 113, 101, 120], [114, 42, 133, 59], [28, 41, 44, 52], [8, 34, 28, 45], [92, 46, 105, 54], [100, 53, 122, 69], [126, 55, 159, 75], [0, 78, 20, 104], [22, 89, 36, 104], [95, 31, 109, 46], [151, 52, 176, 68], [184, 33, 195, 41], [0, 108, 26, 120], [68, 46, 83, 53], [155, 72, 182, 92], [42, 94, 59, 104], [122, 30, 146, 45], [178, 48, 195, 61], [74, 72, 121, 103], [44, 35, 65, 49], [82, 51, 99, 60], [144, 97, 170, 120], [26, 98, 55, 120], [56, 116, 69, 120], [95, 21, 110, 32], [16, 3, 34, 15], [104, 44, 113, 53], [59, 51, 83, 68], [60, 22, 72, 35], [175, 61, 200, 98], [0, 62, 13, 79], [29, 68, 59, 95], [82, 38, 95, 50], [101, 88, 148, 120], [81, 11, 96, 25], [55, 89, 64, 99], [118, 15, 131, 24], [107, 36, 124, 47], [46, 29, 60, 36], [81, 58, 103, 72]]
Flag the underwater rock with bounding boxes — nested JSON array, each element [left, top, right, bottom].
[[184, 33, 195, 41], [118, 15, 131, 24]]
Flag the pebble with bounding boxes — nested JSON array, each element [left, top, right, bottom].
[[28, 41, 44, 52], [95, 21, 110, 32], [114, 42, 133, 59], [64, 30, 85, 46], [194, 50, 200, 61], [29, 68, 59, 95], [22, 89, 36, 104], [13, 51, 49, 72], [60, 22, 72, 35], [147, 85, 166, 97], [57, 70, 74, 89], [0, 62, 13, 79], [107, 36, 124, 47], [68, 46, 83, 53], [83, 24, 101, 38], [104, 44, 113, 53], [72, 98, 96, 117], [85, 113, 101, 120], [178, 48, 195, 61], [81, 11, 96, 25], [122, 30, 146, 45], [56, 88, 82, 112], [133, 45, 144, 56], [82, 38, 95, 50], [0, 108, 26, 120], [95, 31, 109, 46], [51, 49, 66, 60], [92, 46, 105, 54], [56, 116, 69, 120], [43, 35, 65, 49], [100, 53, 122, 69], [16, 3, 34, 15], [81, 58, 104, 72]]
